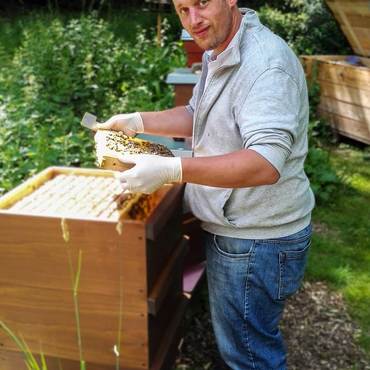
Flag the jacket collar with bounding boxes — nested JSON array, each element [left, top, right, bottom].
[[204, 9, 263, 69]]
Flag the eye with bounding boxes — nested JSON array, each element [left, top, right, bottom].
[[179, 7, 189, 15], [199, 0, 209, 8]]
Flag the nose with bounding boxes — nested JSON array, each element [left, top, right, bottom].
[[189, 7, 202, 27]]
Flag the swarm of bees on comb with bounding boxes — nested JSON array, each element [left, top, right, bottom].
[[105, 131, 173, 157], [94, 130, 174, 220], [95, 130, 173, 171]]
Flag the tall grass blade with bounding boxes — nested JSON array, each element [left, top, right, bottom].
[[21, 335, 42, 370], [58, 359, 64, 370], [40, 351, 48, 370], [80, 360, 86, 370], [73, 250, 82, 293], [0, 321, 42, 370]]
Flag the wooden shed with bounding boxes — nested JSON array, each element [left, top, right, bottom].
[[301, 0, 370, 144]]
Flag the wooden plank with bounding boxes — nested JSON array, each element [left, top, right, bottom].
[[150, 296, 188, 370], [319, 96, 370, 123], [318, 109, 370, 144], [147, 237, 188, 315], [146, 201, 183, 292], [325, 0, 370, 57], [0, 313, 147, 367], [0, 167, 54, 209], [0, 215, 146, 303], [51, 166, 117, 177], [326, 0, 370, 14], [301, 56, 370, 88], [145, 184, 184, 241], [0, 349, 142, 370], [317, 61, 370, 90], [336, 5, 365, 56], [318, 80, 370, 107], [346, 13, 370, 29], [352, 27, 370, 54], [0, 215, 150, 368]]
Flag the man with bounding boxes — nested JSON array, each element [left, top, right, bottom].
[[97, 0, 315, 368]]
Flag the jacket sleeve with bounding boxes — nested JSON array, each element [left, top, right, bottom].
[[236, 67, 303, 174]]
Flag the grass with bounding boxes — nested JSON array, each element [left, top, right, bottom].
[[307, 141, 370, 352]]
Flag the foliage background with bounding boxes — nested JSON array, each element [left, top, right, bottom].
[[0, 0, 353, 197]]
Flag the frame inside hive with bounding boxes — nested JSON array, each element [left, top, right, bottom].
[[94, 130, 174, 171], [0, 166, 163, 222]]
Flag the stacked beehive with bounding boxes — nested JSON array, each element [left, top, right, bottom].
[[0, 161, 187, 368]]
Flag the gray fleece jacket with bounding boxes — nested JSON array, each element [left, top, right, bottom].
[[184, 9, 315, 239]]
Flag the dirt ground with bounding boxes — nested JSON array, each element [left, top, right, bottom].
[[175, 281, 370, 370]]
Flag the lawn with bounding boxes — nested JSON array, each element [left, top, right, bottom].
[[307, 140, 370, 352]]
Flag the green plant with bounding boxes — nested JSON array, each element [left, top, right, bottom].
[[305, 141, 341, 203], [0, 321, 48, 370], [258, 0, 351, 55], [0, 13, 184, 195], [307, 144, 370, 352], [303, 60, 343, 203]]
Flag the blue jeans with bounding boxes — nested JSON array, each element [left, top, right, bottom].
[[205, 224, 312, 370]]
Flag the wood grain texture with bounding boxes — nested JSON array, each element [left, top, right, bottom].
[[0, 215, 148, 368], [301, 55, 370, 144], [148, 237, 188, 315], [318, 80, 370, 107], [325, 0, 370, 57], [302, 55, 370, 89], [318, 109, 370, 144], [0, 349, 144, 370], [0, 167, 186, 369], [319, 96, 370, 123]]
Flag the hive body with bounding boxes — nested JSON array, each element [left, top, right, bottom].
[[0, 167, 186, 370]]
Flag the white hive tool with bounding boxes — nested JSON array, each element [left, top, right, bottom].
[[81, 112, 100, 131]]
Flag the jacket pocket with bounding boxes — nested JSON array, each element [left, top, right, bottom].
[[185, 185, 233, 226]]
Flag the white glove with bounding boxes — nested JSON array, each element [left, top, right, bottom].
[[96, 112, 144, 137], [115, 154, 182, 194]]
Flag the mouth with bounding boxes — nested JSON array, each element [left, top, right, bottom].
[[192, 26, 209, 38]]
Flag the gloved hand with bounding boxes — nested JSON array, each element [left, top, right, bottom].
[[115, 154, 182, 194], [96, 112, 144, 137]]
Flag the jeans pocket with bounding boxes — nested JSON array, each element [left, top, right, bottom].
[[213, 234, 254, 258], [278, 240, 311, 300]]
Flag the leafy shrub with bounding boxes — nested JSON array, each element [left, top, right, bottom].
[[305, 120, 341, 203], [258, 0, 351, 55], [0, 14, 185, 194], [304, 80, 342, 204]]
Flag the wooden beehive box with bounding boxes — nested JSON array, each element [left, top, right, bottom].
[[0, 166, 187, 370], [301, 0, 370, 144]]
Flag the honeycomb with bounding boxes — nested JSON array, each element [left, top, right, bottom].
[[94, 130, 173, 171], [6, 173, 155, 221]]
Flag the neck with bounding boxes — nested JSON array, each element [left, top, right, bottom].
[[214, 8, 242, 56]]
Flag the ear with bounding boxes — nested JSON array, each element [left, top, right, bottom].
[[226, 0, 238, 8]]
